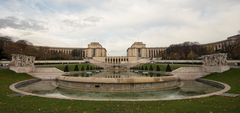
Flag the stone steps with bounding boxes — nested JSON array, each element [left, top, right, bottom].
[[34, 67, 63, 73]]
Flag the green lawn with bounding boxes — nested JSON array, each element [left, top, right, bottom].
[[204, 69, 240, 94], [0, 68, 240, 113]]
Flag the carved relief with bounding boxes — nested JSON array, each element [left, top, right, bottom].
[[10, 54, 35, 67], [202, 53, 228, 66]]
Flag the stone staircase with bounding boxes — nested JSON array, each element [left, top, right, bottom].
[[88, 59, 111, 69], [127, 58, 151, 68]]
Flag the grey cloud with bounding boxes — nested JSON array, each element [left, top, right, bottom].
[[62, 19, 89, 27], [63, 16, 102, 28], [83, 16, 102, 23], [62, 20, 89, 28], [62, 19, 76, 26], [0, 16, 46, 30]]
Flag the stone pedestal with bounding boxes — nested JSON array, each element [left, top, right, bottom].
[[9, 54, 35, 73], [201, 53, 230, 73]]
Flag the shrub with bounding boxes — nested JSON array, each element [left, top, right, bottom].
[[96, 66, 100, 70], [149, 65, 153, 71], [133, 67, 137, 70], [156, 65, 161, 71], [144, 66, 148, 70], [80, 66, 85, 71], [64, 65, 69, 72], [74, 65, 79, 71], [166, 64, 172, 72], [86, 65, 90, 70]]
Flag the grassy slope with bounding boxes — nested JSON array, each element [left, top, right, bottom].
[[141, 64, 198, 71], [204, 69, 240, 93], [55, 64, 94, 71], [38, 64, 96, 71], [0, 69, 239, 113]]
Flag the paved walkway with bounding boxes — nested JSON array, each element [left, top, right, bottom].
[[172, 66, 210, 80]]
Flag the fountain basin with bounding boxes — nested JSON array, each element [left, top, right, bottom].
[[58, 75, 178, 83], [57, 76, 180, 92], [10, 78, 230, 101]]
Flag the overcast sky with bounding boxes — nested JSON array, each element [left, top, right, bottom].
[[0, 0, 240, 56]]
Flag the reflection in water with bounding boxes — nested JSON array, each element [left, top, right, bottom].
[[17, 80, 221, 100]]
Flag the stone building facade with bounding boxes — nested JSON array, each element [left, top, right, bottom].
[[127, 42, 166, 59], [86, 42, 107, 58], [104, 56, 129, 64], [34, 34, 239, 63], [202, 34, 240, 53], [36, 42, 106, 59]]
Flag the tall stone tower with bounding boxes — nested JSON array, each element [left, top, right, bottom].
[[127, 42, 148, 63], [127, 42, 166, 63], [127, 42, 147, 58], [86, 42, 107, 58]]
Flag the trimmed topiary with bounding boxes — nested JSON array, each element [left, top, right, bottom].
[[144, 66, 148, 70], [92, 66, 96, 70], [166, 64, 172, 72], [138, 66, 141, 70], [74, 65, 79, 71], [156, 65, 161, 71], [64, 65, 69, 72], [80, 66, 85, 71], [86, 65, 90, 70], [149, 65, 153, 71]]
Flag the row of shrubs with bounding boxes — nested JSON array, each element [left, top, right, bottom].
[[64, 65, 103, 72], [130, 64, 172, 72]]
